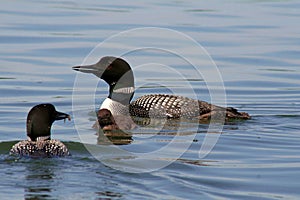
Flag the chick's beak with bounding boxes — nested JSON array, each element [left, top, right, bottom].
[[55, 111, 71, 121]]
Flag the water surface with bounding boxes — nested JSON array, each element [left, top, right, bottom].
[[1, 0, 300, 199]]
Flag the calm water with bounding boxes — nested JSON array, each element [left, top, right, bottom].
[[1, 0, 300, 199]]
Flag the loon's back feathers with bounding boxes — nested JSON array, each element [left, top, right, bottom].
[[130, 94, 250, 121], [10, 104, 71, 158], [130, 94, 202, 118], [10, 139, 69, 158]]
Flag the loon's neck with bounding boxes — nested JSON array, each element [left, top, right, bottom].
[[98, 56, 135, 111], [100, 98, 129, 116], [27, 135, 50, 142], [108, 84, 135, 105], [105, 63, 135, 105], [101, 85, 135, 116]]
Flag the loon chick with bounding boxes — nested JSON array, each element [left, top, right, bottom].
[[97, 108, 136, 131], [96, 109, 134, 145], [10, 104, 71, 158], [73, 56, 250, 124]]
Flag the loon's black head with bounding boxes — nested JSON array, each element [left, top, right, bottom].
[[72, 56, 134, 87], [26, 104, 71, 141], [72, 56, 135, 104]]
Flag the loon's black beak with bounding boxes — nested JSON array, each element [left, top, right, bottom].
[[72, 64, 99, 74], [72, 63, 107, 79], [55, 111, 71, 121]]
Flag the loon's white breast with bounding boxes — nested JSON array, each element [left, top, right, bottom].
[[100, 98, 128, 116]]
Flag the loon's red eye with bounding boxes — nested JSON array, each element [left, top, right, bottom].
[[106, 65, 113, 71]]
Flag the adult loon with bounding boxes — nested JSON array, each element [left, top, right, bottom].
[[73, 56, 250, 128], [10, 104, 71, 158]]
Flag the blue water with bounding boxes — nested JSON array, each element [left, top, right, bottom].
[[1, 0, 300, 199]]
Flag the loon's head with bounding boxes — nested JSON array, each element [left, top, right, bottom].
[[72, 56, 135, 104], [26, 104, 71, 141], [72, 56, 134, 87]]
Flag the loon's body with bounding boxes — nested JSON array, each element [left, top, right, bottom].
[[73, 56, 250, 130], [10, 104, 71, 158], [10, 139, 69, 158]]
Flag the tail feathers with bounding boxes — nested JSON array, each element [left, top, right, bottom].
[[225, 107, 251, 120], [198, 106, 251, 122]]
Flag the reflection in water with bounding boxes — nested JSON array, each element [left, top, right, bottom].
[[96, 116, 191, 145], [97, 129, 133, 145], [177, 158, 216, 167], [23, 160, 56, 200], [95, 191, 123, 199], [95, 116, 243, 145]]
